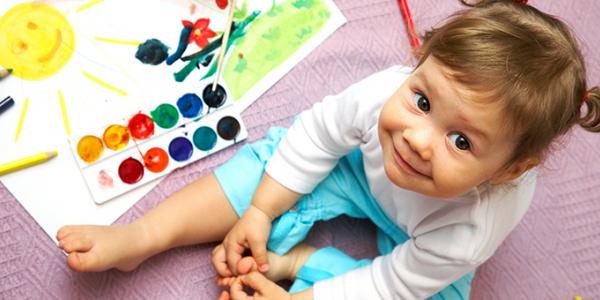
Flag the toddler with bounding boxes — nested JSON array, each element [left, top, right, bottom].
[[56, 0, 600, 299]]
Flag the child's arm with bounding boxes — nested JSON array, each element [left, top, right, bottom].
[[221, 173, 302, 275], [251, 173, 303, 221]]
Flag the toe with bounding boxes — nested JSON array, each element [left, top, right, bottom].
[[62, 237, 93, 253], [58, 232, 85, 250], [66, 252, 85, 272], [67, 251, 100, 272], [56, 226, 75, 240]]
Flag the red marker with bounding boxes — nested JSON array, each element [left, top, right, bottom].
[[397, 0, 420, 49]]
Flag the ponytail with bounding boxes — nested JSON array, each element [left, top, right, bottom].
[[580, 87, 600, 132]]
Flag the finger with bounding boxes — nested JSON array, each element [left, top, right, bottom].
[[248, 240, 269, 273], [225, 241, 245, 275], [213, 243, 224, 254], [212, 244, 233, 277], [229, 277, 251, 300], [215, 276, 236, 287], [240, 272, 270, 292], [214, 276, 224, 286], [218, 290, 230, 300]]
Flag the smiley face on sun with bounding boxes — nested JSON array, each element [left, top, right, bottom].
[[0, 2, 75, 80]]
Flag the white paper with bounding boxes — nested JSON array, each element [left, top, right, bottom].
[[0, 0, 345, 242]]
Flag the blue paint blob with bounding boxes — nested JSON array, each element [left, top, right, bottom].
[[193, 126, 217, 151], [176, 93, 203, 118], [168, 136, 194, 162], [135, 39, 169, 65], [166, 26, 193, 65]]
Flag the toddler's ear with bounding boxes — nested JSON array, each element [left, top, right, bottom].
[[490, 156, 540, 184]]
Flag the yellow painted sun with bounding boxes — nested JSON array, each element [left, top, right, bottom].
[[0, 0, 118, 143], [0, 3, 75, 80]]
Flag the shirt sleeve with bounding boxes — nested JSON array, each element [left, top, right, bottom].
[[265, 66, 410, 194]]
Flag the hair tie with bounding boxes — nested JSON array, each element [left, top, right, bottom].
[[583, 90, 590, 103], [513, 0, 528, 4]]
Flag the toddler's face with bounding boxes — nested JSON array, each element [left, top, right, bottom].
[[378, 57, 517, 198]]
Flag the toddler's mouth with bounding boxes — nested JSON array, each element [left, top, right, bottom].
[[392, 147, 430, 178]]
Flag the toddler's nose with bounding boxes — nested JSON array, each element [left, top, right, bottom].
[[402, 128, 433, 160]]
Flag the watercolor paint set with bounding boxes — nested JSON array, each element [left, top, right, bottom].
[[70, 83, 247, 204]]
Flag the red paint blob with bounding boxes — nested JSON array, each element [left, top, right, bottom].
[[118, 157, 144, 184], [128, 113, 155, 140], [144, 147, 169, 173], [216, 0, 228, 9]]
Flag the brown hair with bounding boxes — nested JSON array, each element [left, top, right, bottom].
[[416, 0, 600, 170]]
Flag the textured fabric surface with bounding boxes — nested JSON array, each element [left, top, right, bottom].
[[1, 0, 599, 299]]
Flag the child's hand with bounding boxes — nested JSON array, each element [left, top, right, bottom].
[[219, 272, 291, 300], [213, 250, 254, 286], [215, 253, 273, 289], [212, 243, 235, 278], [221, 204, 273, 275]]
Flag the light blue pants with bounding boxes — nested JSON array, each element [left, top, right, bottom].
[[214, 127, 473, 299]]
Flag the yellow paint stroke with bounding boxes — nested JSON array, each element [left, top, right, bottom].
[[58, 90, 71, 136], [76, 0, 104, 13], [14, 97, 29, 142], [89, 39, 140, 88], [38, 29, 62, 62], [95, 37, 141, 46], [82, 71, 128, 96]]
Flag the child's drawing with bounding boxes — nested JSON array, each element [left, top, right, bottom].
[[143, 0, 346, 110], [223, 0, 335, 102]]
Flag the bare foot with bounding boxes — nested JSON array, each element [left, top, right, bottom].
[[238, 244, 316, 282], [56, 222, 154, 272]]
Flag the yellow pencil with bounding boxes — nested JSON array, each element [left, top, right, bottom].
[[0, 151, 58, 175]]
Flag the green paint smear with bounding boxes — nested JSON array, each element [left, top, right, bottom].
[[174, 12, 259, 82], [151, 103, 179, 129], [223, 0, 331, 101], [201, 11, 260, 80]]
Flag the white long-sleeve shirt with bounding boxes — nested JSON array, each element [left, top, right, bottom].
[[265, 66, 536, 299]]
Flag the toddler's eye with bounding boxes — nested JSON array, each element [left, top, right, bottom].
[[414, 93, 430, 112], [449, 133, 470, 151]]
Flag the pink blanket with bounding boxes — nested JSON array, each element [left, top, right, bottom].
[[1, 0, 599, 298]]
